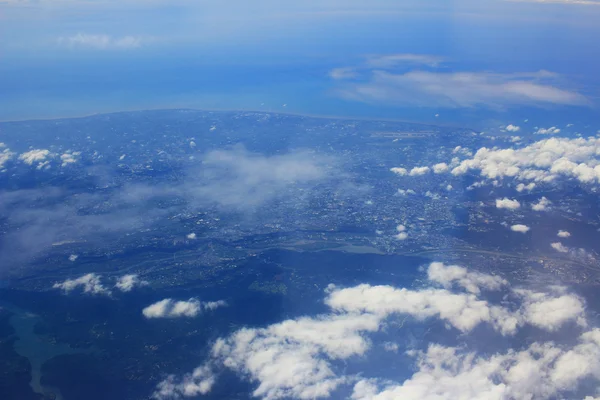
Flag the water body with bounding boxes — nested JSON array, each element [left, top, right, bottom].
[[1, 302, 90, 400]]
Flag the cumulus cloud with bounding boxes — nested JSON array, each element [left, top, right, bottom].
[[451, 137, 600, 185], [510, 224, 530, 233], [535, 126, 561, 135], [426, 262, 507, 294], [0, 146, 15, 169], [432, 163, 448, 173], [409, 166, 430, 176], [18, 149, 52, 167], [334, 69, 587, 109], [532, 197, 552, 211], [115, 274, 147, 292], [516, 182, 535, 192], [53, 273, 110, 295], [153, 364, 216, 400], [58, 33, 144, 50], [60, 151, 81, 166], [496, 198, 520, 210], [551, 242, 569, 253], [390, 167, 407, 176], [156, 262, 591, 400], [142, 298, 226, 319], [352, 329, 600, 400], [505, 124, 520, 132], [558, 230, 571, 238]]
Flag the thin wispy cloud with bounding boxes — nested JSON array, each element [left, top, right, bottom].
[[57, 33, 144, 50]]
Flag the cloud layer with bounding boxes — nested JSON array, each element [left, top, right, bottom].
[[153, 262, 592, 400]]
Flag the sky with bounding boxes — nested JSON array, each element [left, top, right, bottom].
[[2, 0, 600, 127]]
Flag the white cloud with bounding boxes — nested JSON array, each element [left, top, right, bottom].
[[58, 33, 144, 50], [390, 167, 407, 176], [143, 298, 226, 318], [395, 232, 408, 240], [558, 230, 571, 238], [397, 189, 416, 196], [426, 262, 507, 295], [409, 166, 430, 176], [510, 224, 530, 233], [352, 328, 600, 400], [496, 198, 520, 210], [532, 197, 552, 211], [115, 274, 147, 292], [60, 151, 81, 166], [153, 364, 216, 400], [551, 242, 569, 253], [335, 70, 587, 109], [535, 126, 561, 135], [515, 289, 586, 331], [505, 124, 520, 132], [53, 273, 110, 295], [156, 262, 592, 400], [432, 163, 448, 174], [188, 147, 334, 209], [516, 182, 535, 192], [19, 149, 52, 166], [0, 147, 15, 170], [451, 137, 600, 185]]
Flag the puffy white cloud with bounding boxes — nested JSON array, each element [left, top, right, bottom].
[[58, 33, 144, 50], [510, 224, 530, 233], [551, 242, 569, 253], [0, 147, 15, 170], [515, 289, 586, 331], [53, 273, 110, 295], [532, 197, 552, 211], [426, 262, 507, 295], [557, 230, 571, 238], [18, 149, 52, 167], [60, 151, 81, 166], [115, 274, 147, 292], [157, 262, 592, 400], [516, 182, 536, 192], [535, 126, 561, 135], [153, 364, 216, 400], [432, 163, 449, 174], [409, 166, 430, 176], [505, 124, 520, 132], [390, 167, 407, 176], [451, 137, 600, 185], [352, 328, 600, 400], [143, 298, 226, 319], [395, 232, 408, 240], [397, 189, 416, 196], [495, 198, 520, 210]]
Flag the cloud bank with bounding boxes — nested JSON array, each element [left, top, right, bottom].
[[153, 262, 593, 400]]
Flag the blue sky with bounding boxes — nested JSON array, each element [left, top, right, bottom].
[[2, 0, 600, 128]]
